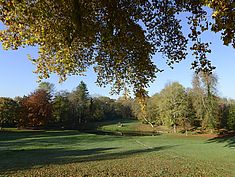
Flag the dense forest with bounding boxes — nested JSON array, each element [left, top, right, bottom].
[[0, 72, 235, 132]]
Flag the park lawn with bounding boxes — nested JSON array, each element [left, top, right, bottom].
[[98, 119, 141, 132], [99, 119, 171, 133], [0, 129, 234, 177]]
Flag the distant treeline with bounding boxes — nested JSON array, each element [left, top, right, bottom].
[[0, 72, 235, 131], [0, 81, 133, 129]]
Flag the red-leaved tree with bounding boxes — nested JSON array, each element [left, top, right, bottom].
[[19, 90, 52, 128]]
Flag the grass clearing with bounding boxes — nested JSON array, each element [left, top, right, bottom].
[[0, 128, 234, 176], [95, 119, 171, 133], [98, 119, 141, 132]]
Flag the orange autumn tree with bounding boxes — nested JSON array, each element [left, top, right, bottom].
[[19, 90, 53, 128]]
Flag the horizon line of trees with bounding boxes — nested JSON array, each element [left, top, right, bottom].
[[0, 72, 235, 132], [0, 81, 133, 130]]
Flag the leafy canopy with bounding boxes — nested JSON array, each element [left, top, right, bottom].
[[158, 82, 189, 126], [0, 97, 19, 127], [20, 89, 53, 127], [0, 0, 234, 96]]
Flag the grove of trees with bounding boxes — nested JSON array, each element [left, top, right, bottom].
[[0, 81, 133, 129], [139, 73, 235, 132], [0, 73, 235, 132]]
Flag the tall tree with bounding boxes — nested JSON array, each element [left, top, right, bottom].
[[158, 82, 189, 133], [69, 81, 90, 127], [1, 0, 234, 97], [189, 73, 207, 127], [201, 72, 219, 130], [190, 72, 220, 130]]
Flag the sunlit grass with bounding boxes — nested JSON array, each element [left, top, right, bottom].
[[0, 128, 234, 176]]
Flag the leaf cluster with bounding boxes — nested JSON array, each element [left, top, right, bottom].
[[1, 0, 234, 96]]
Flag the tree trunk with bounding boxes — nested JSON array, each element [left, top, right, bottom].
[[173, 124, 176, 133], [143, 117, 154, 127]]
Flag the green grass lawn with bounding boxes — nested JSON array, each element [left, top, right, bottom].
[[98, 119, 171, 133], [98, 119, 141, 132], [0, 128, 234, 177]]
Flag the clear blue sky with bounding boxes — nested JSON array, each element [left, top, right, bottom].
[[0, 20, 235, 99]]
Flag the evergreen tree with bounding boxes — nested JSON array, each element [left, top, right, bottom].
[[69, 81, 90, 127]]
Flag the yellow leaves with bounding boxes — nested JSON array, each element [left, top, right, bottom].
[[0, 0, 234, 97], [208, 0, 235, 47], [5, 16, 11, 21], [0, 31, 4, 42], [2, 42, 9, 50], [18, 31, 23, 36]]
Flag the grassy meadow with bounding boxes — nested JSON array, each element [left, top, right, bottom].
[[0, 122, 234, 177]]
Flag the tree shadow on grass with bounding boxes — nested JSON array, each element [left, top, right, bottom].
[[206, 134, 235, 148], [0, 132, 124, 153], [0, 145, 174, 174], [0, 129, 174, 174], [0, 130, 82, 142]]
